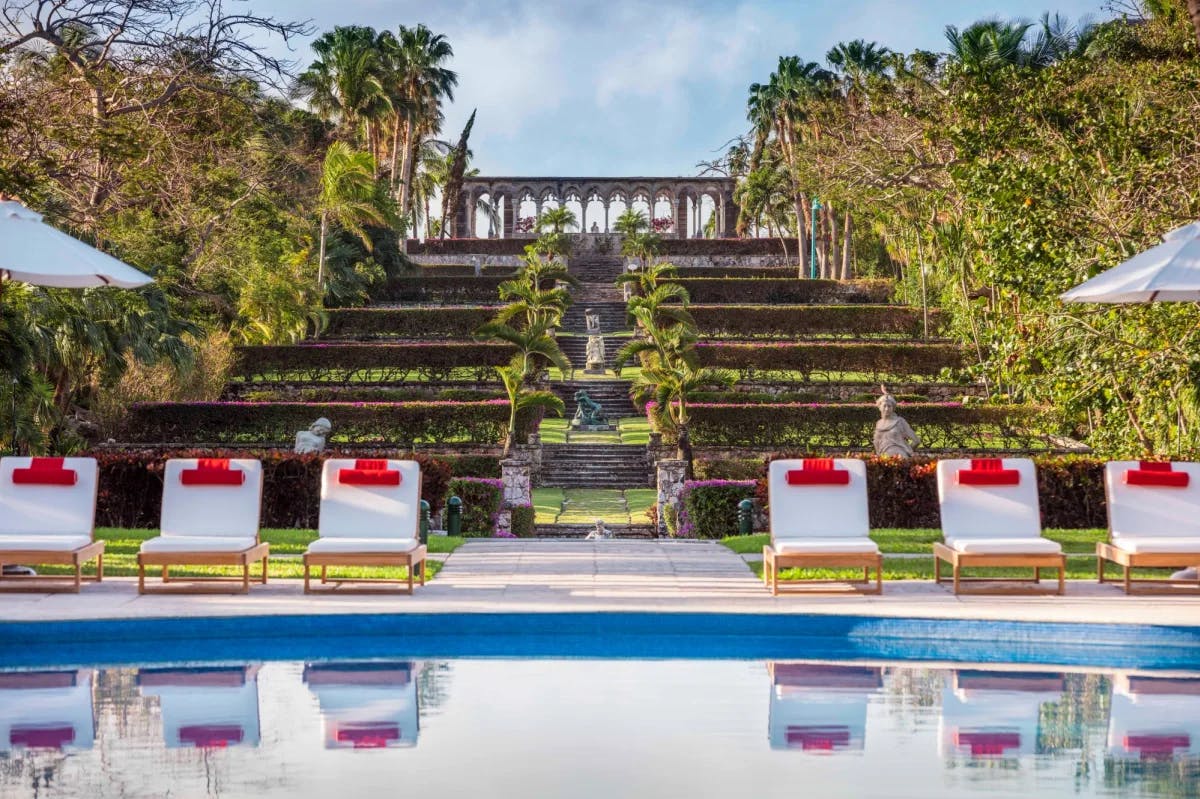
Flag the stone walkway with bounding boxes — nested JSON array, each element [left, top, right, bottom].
[[1, 540, 1198, 625]]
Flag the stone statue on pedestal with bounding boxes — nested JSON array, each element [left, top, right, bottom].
[[584, 308, 606, 374], [585, 519, 613, 540], [294, 417, 332, 454], [873, 388, 920, 458], [571, 390, 611, 429]]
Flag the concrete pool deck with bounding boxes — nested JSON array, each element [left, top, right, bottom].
[[0, 540, 1197, 626]]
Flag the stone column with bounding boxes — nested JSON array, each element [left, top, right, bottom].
[[723, 191, 738, 238], [674, 196, 687, 239], [580, 202, 587, 233], [655, 458, 688, 538], [503, 195, 515, 239], [603, 200, 611, 233], [501, 458, 532, 508]]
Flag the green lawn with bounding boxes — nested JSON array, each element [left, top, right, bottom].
[[532, 487, 565, 524], [745, 556, 1116, 582], [721, 529, 1107, 556], [538, 415, 650, 445], [531, 488, 657, 525], [30, 529, 463, 580]]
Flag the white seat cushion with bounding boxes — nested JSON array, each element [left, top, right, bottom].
[[140, 536, 258, 554], [306, 537, 420, 555], [772, 538, 880, 555], [0, 535, 93, 552], [1110, 536, 1200, 555], [768, 459, 871, 539], [946, 537, 1062, 555]]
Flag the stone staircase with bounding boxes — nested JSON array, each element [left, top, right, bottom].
[[532, 523, 656, 539], [539, 444, 652, 487], [557, 335, 623, 371], [561, 301, 628, 333], [568, 254, 626, 284], [551, 380, 637, 418]]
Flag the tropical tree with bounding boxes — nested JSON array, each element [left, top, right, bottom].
[[826, 39, 892, 97], [440, 109, 477, 238], [316, 142, 391, 288], [612, 208, 649, 236], [944, 20, 1035, 78], [621, 230, 663, 270], [537, 205, 578, 234], [476, 319, 568, 455], [297, 26, 390, 156]]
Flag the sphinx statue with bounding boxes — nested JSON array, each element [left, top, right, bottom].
[[294, 417, 332, 454], [873, 388, 921, 458]]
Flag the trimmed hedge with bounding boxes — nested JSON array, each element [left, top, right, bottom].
[[682, 403, 1046, 450], [694, 341, 964, 378], [416, 264, 515, 276], [323, 307, 497, 340], [405, 238, 799, 257], [88, 448, 455, 528], [121, 400, 539, 445], [407, 239, 526, 256], [675, 266, 799, 278], [232, 343, 513, 383], [671, 278, 891, 305], [678, 480, 756, 539], [448, 477, 503, 536], [691, 305, 945, 338], [375, 276, 507, 304], [510, 504, 536, 537], [235, 386, 505, 403]]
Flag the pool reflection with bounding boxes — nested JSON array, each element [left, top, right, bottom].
[[768, 663, 882, 753], [938, 669, 1066, 760], [0, 669, 94, 754], [303, 662, 418, 749], [137, 666, 261, 749]]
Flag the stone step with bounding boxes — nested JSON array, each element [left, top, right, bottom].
[[557, 336, 624, 369], [533, 523, 657, 539]]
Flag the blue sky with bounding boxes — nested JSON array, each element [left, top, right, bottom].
[[261, 0, 1110, 177]]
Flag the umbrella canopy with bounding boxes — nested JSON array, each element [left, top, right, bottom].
[[0, 201, 152, 289], [1061, 233, 1200, 304]]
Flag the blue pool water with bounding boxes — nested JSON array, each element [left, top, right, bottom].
[[1, 614, 1198, 798]]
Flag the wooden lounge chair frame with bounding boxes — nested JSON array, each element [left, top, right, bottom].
[[137, 458, 269, 595], [936, 458, 1066, 596], [0, 456, 105, 593], [763, 458, 882, 595], [763, 548, 882, 596], [303, 460, 427, 595], [933, 544, 1065, 596], [1096, 461, 1200, 595]]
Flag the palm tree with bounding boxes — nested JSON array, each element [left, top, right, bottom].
[[621, 230, 663, 270], [316, 142, 390, 288], [298, 26, 390, 154], [633, 360, 733, 471], [826, 39, 891, 98], [439, 109, 476, 238], [944, 20, 1034, 78], [476, 320, 568, 455], [537, 206, 577, 234], [385, 24, 457, 233], [612, 208, 649, 237]]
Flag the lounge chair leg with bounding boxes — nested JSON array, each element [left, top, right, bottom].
[[876, 563, 883, 594], [96, 553, 104, 582], [953, 562, 961, 595], [1097, 556, 1105, 583], [242, 561, 250, 594], [161, 565, 169, 583], [321, 565, 327, 584], [1058, 565, 1065, 595], [74, 560, 82, 593], [303, 562, 311, 594], [1035, 567, 1041, 582], [420, 558, 426, 586], [261, 557, 268, 584], [407, 561, 414, 594], [1123, 564, 1131, 594], [934, 556, 942, 584], [138, 562, 145, 595]]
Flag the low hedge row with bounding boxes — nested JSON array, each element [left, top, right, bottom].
[[448, 477, 503, 536], [670, 278, 892, 305], [675, 266, 798, 278], [235, 386, 505, 403], [375, 276, 507, 304], [121, 400, 539, 445], [407, 239, 526, 256], [416, 264, 515, 276], [323, 307, 497, 340], [688, 390, 932, 405], [232, 343, 513, 383], [88, 449, 457, 528], [691, 305, 944, 338], [680, 403, 1045, 450], [678, 480, 757, 539], [694, 341, 964, 378], [404, 238, 799, 257], [681, 455, 1109, 534]]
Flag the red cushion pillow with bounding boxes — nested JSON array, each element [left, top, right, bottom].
[[11, 457, 78, 486], [180, 459, 245, 486], [338, 469, 401, 486], [1125, 462, 1189, 487], [957, 458, 1020, 486], [786, 459, 851, 486]]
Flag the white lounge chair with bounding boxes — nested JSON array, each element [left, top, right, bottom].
[[137, 666, 261, 748], [768, 663, 881, 752], [939, 670, 1065, 760], [1108, 673, 1200, 763], [303, 458, 427, 594], [0, 456, 103, 592], [303, 662, 419, 748], [137, 458, 268, 594], [935, 458, 1065, 594], [763, 458, 881, 594], [1098, 460, 1200, 594], [0, 669, 95, 753]]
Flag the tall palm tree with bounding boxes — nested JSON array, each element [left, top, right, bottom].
[[440, 109, 476, 238], [826, 39, 892, 98], [944, 20, 1034, 78], [385, 24, 457, 234], [316, 142, 389, 288], [298, 26, 390, 155]]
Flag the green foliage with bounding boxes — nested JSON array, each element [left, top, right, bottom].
[[509, 504, 536, 537], [679, 480, 757, 539], [447, 477, 503, 536], [690, 305, 943, 338], [232, 342, 514, 382], [670, 278, 891, 304]]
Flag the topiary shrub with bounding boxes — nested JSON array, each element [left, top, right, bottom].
[[694, 341, 963, 378], [509, 504, 536, 538], [678, 480, 757, 539], [670, 278, 891, 304], [448, 477, 503, 536], [376, 276, 507, 303], [323, 307, 498, 340], [232, 342, 513, 383]]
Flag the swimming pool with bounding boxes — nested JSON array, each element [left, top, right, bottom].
[[1, 614, 1198, 798]]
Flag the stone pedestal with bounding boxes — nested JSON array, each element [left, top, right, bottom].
[[500, 458, 532, 508], [656, 458, 688, 538]]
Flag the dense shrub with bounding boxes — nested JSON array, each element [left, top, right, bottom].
[[323, 307, 497, 340], [670, 278, 891, 304], [121, 400, 539, 445], [695, 341, 963, 378], [448, 477, 504, 536], [234, 386, 504, 403], [744, 454, 1109, 529], [89, 448, 454, 528], [407, 239, 526, 256], [661, 239, 797, 256], [375, 276, 507, 304], [683, 402, 1044, 450], [689, 390, 930, 405], [416, 264, 516, 276], [691, 305, 944, 338], [509, 504, 536, 537], [439, 454, 502, 479], [678, 480, 757, 539], [232, 343, 513, 383], [675, 266, 798, 278]]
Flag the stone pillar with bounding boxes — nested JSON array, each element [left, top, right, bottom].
[[603, 200, 611, 233], [580, 203, 587, 233], [503, 195, 515, 239], [674, 197, 687, 239], [656, 458, 688, 538], [501, 458, 532, 508], [723, 192, 738, 238]]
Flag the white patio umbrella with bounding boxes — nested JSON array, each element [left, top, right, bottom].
[[1061, 224, 1200, 303], [0, 200, 152, 290]]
